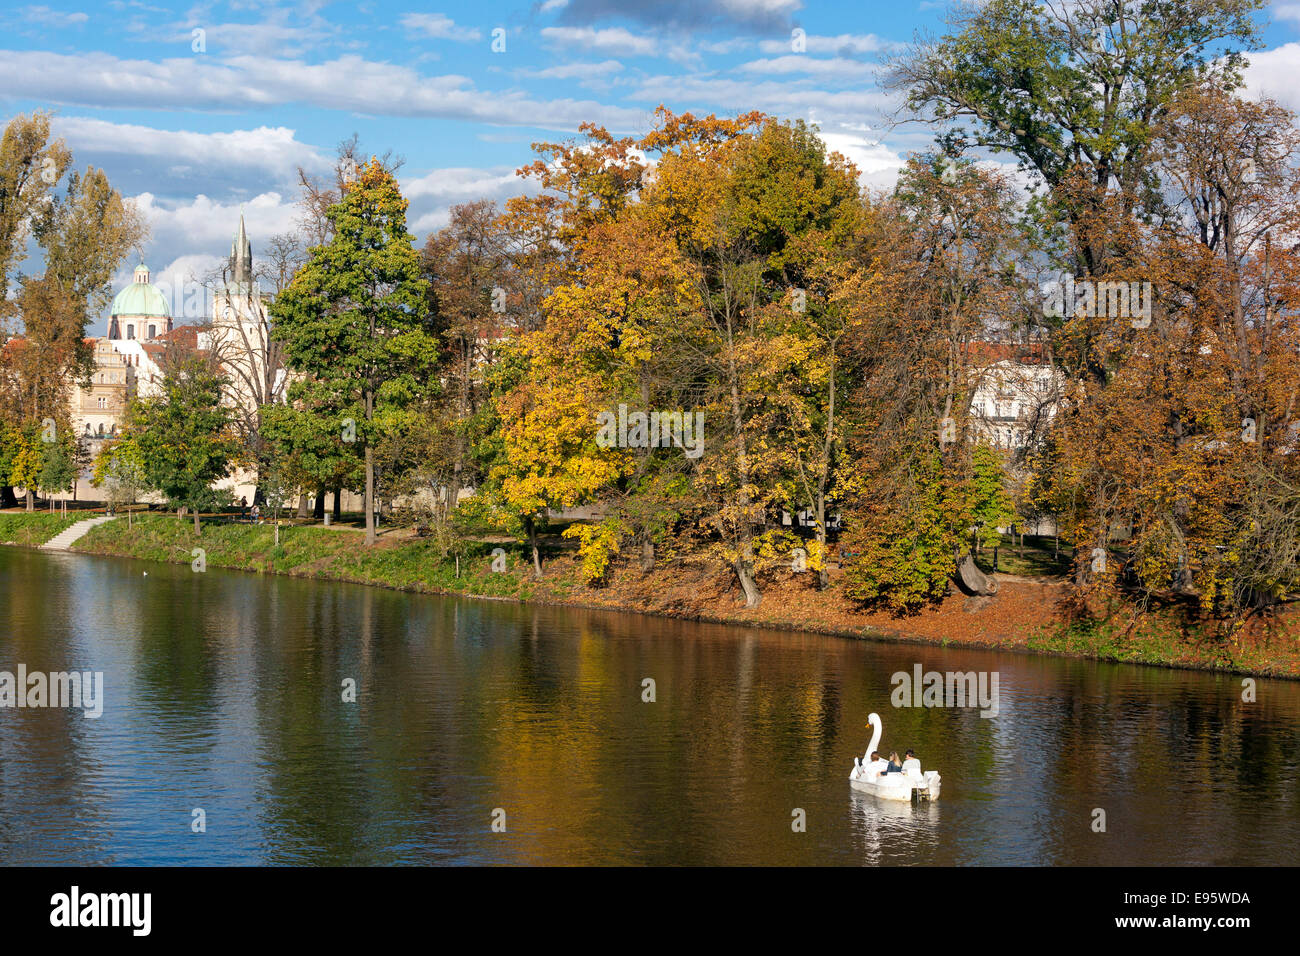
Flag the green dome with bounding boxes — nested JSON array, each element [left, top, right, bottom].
[[110, 264, 170, 318]]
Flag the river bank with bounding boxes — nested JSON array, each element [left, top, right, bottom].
[[5, 509, 1298, 678]]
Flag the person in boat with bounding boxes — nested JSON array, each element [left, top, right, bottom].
[[886, 752, 903, 774], [902, 749, 922, 776], [867, 751, 888, 778]]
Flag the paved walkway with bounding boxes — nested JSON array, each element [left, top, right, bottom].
[[40, 515, 117, 551]]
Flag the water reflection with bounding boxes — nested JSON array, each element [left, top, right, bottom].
[[849, 793, 942, 866], [1, 546, 1298, 865]]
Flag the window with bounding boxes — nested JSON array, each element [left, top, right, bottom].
[[127, 324, 135, 340], [96, 397, 107, 409], [148, 324, 156, 339]]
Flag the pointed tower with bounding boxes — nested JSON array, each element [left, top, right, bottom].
[[229, 211, 254, 291]]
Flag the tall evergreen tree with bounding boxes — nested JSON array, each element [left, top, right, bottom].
[[270, 159, 435, 545]]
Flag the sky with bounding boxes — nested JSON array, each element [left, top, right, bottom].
[[3, 0, 1299, 331]]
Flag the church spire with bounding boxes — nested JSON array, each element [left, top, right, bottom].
[[230, 211, 253, 288]]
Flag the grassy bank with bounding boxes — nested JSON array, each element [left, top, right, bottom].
[[0, 512, 85, 546], [69, 512, 556, 600], [2, 510, 1295, 678]]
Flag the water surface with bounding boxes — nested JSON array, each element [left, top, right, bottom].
[[1, 546, 1296, 865]]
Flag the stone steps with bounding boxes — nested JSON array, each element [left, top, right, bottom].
[[40, 515, 118, 551]]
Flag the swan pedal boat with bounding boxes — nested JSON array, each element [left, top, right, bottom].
[[849, 712, 942, 803]]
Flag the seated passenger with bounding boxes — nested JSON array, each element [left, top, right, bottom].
[[868, 750, 888, 778], [902, 748, 922, 777], [886, 751, 903, 774]]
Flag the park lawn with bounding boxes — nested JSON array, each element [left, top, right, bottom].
[[72, 512, 357, 573], [974, 534, 1074, 577], [69, 511, 567, 601], [0, 511, 85, 546]]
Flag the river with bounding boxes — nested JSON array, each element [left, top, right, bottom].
[[1, 546, 1297, 865]]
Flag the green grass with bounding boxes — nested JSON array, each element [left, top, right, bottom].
[[68, 512, 560, 601], [1025, 616, 1295, 675], [0, 512, 86, 546], [75, 513, 362, 572], [974, 534, 1073, 577]]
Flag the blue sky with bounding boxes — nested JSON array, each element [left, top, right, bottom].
[[3, 0, 1299, 328]]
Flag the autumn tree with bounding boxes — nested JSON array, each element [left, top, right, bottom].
[[838, 154, 1033, 612]]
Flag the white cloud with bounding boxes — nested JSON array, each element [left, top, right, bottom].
[[131, 191, 301, 257], [632, 73, 900, 128], [22, 5, 88, 26], [54, 118, 329, 182], [1243, 43, 1300, 113], [817, 131, 905, 189], [403, 166, 537, 232], [758, 33, 898, 55], [1274, 4, 1300, 25], [539, 0, 570, 11], [0, 50, 647, 132], [719, 0, 801, 17], [400, 13, 482, 43], [540, 26, 658, 57], [739, 55, 877, 78], [518, 59, 624, 81]]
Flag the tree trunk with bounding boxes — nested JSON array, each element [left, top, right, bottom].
[[332, 484, 342, 520], [313, 483, 325, 520], [274, 520, 280, 547], [734, 554, 762, 608], [297, 493, 309, 519], [640, 537, 655, 573], [364, 388, 376, 546], [26, 489, 34, 512], [448, 467, 461, 519], [814, 497, 829, 590], [193, 507, 201, 536], [526, 515, 542, 579]]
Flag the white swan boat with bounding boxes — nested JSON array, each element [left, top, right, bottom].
[[849, 712, 942, 802]]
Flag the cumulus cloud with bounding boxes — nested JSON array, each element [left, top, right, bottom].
[[540, 26, 658, 56], [0, 50, 647, 133], [1243, 43, 1300, 113], [632, 72, 901, 128], [557, 0, 800, 31], [131, 191, 301, 258], [403, 166, 540, 233], [22, 5, 88, 27], [400, 13, 482, 43], [517, 59, 625, 81], [738, 55, 879, 79], [55, 118, 329, 182], [758, 33, 899, 55], [816, 131, 907, 189]]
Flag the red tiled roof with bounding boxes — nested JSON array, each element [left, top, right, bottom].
[[963, 341, 1050, 367]]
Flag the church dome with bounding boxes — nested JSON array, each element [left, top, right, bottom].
[[110, 264, 170, 318]]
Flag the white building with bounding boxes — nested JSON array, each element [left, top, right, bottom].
[[966, 342, 1061, 452]]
